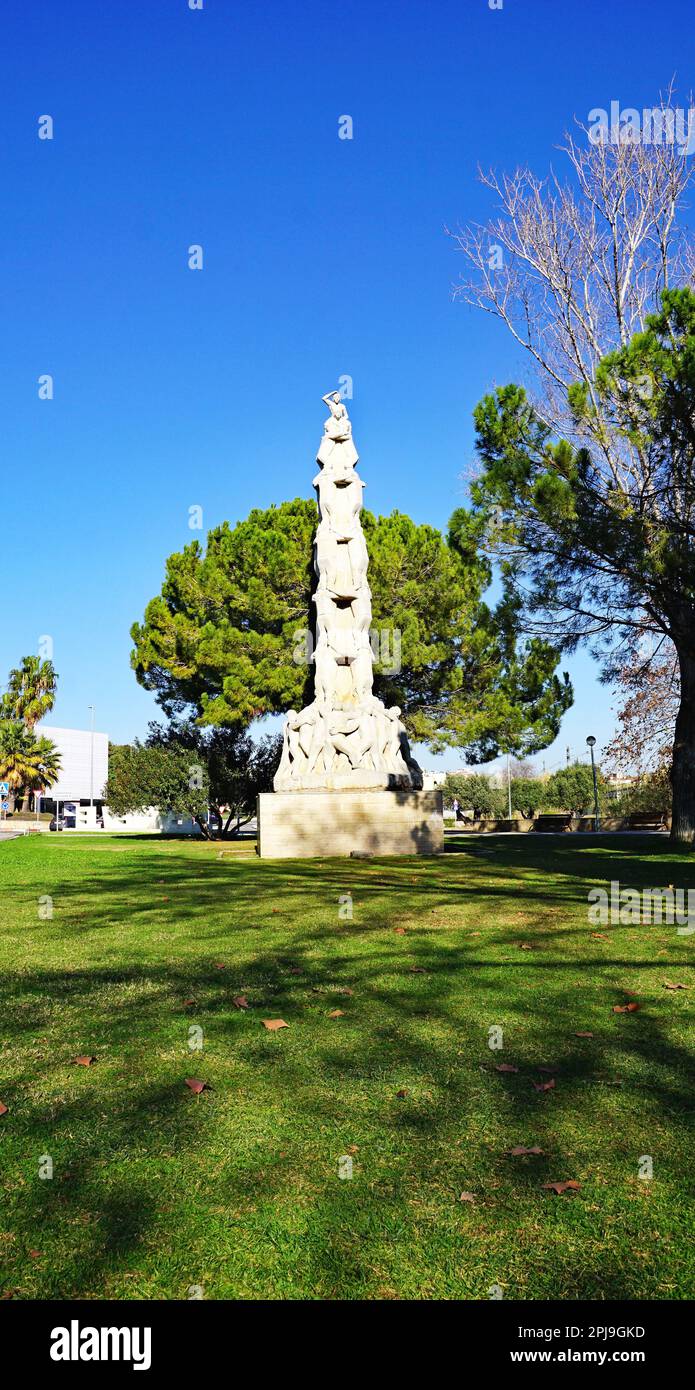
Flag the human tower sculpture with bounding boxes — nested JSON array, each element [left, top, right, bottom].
[[274, 392, 421, 792]]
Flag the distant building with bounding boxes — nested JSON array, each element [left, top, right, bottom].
[[36, 724, 109, 812], [603, 772, 640, 800], [421, 770, 447, 790], [102, 806, 202, 835]]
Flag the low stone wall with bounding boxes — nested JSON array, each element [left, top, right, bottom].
[[445, 818, 533, 833], [445, 815, 669, 834]]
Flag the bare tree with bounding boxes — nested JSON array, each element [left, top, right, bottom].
[[604, 643, 679, 776], [449, 87, 695, 840], [449, 86, 694, 473]]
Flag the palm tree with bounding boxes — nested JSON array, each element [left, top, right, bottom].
[[1, 657, 58, 810], [1, 656, 57, 730], [0, 721, 61, 815]]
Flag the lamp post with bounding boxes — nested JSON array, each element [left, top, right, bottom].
[[586, 735, 600, 832], [88, 705, 95, 814]]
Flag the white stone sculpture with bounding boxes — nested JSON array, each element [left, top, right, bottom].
[[274, 393, 422, 792]]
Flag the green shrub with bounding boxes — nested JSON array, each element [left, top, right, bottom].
[[444, 773, 507, 818], [607, 770, 671, 817], [542, 762, 604, 815]]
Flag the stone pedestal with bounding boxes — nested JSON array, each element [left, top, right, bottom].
[[257, 789, 444, 859]]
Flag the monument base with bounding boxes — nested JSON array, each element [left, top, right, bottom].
[[257, 789, 444, 859]]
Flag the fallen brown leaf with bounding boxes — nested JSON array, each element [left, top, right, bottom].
[[533, 1078, 556, 1093], [409, 967, 427, 974], [573, 1031, 594, 1038], [663, 981, 689, 990], [0, 1103, 8, 1118], [262, 1019, 289, 1031], [507, 1145, 544, 1156], [327, 1009, 345, 1019], [590, 933, 608, 940], [72, 1055, 97, 1067], [395, 1089, 408, 1099], [393, 927, 406, 936], [184, 1078, 210, 1094], [542, 1180, 581, 1195], [517, 942, 533, 950], [494, 1063, 519, 1073], [613, 1003, 640, 1013], [182, 999, 196, 1008], [459, 1191, 476, 1203]]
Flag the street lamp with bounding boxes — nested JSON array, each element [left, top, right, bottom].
[[586, 735, 600, 832], [88, 705, 95, 813]]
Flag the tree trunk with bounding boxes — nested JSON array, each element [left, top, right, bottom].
[[222, 810, 252, 839], [670, 649, 695, 844]]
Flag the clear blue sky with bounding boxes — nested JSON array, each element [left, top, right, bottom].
[[2, 0, 693, 772]]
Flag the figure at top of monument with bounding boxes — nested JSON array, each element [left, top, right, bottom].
[[318, 391, 358, 472], [321, 391, 352, 441]]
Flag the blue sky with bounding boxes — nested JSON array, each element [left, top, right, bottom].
[[2, 0, 693, 773]]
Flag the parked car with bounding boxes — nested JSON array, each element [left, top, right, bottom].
[[49, 817, 66, 831]]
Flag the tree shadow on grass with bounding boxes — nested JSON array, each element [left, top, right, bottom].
[[1, 834, 693, 1299]]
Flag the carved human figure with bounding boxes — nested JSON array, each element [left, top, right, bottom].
[[367, 700, 405, 773], [317, 392, 358, 471], [315, 473, 364, 537], [326, 708, 375, 770], [313, 632, 331, 704], [278, 705, 323, 775], [384, 705, 407, 772], [313, 519, 335, 588], [351, 636, 374, 705], [351, 587, 372, 632], [321, 391, 352, 441]]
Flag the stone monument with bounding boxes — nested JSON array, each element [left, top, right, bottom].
[[256, 392, 443, 858]]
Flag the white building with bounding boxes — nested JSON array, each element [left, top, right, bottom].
[[421, 769, 447, 790], [33, 726, 202, 834], [102, 806, 202, 835], [36, 725, 109, 805]]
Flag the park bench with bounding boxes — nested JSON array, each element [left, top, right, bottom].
[[629, 812, 665, 831], [533, 813, 573, 833]]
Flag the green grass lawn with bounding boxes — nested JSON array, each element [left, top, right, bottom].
[[0, 831, 693, 1300]]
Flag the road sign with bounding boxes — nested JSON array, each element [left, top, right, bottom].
[[1, 801, 9, 812], [0, 782, 9, 795]]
